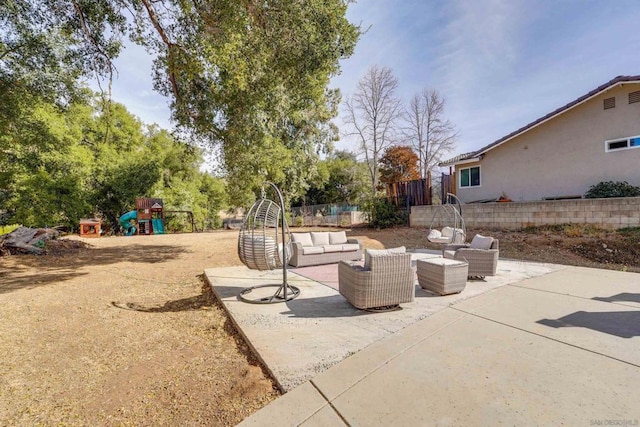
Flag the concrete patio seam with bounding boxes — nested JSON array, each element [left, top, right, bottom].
[[449, 306, 640, 369], [308, 381, 351, 426]]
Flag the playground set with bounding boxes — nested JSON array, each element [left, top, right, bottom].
[[119, 198, 166, 236]]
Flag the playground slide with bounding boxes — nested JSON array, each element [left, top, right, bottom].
[[119, 210, 137, 236], [151, 218, 165, 234]]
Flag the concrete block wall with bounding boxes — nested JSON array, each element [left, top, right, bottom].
[[410, 197, 640, 230]]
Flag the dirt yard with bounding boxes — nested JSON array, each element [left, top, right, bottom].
[[1, 225, 638, 426]]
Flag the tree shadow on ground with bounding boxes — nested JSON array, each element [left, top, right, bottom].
[[537, 310, 640, 339], [592, 292, 640, 305], [111, 278, 213, 313], [0, 243, 189, 295]]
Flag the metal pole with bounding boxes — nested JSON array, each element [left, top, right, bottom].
[[268, 182, 288, 299]]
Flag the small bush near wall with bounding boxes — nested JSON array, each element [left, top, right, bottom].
[[365, 197, 407, 229], [585, 181, 640, 198]]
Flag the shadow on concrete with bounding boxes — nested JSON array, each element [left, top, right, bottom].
[[414, 285, 459, 299], [537, 310, 640, 339], [592, 292, 640, 305], [212, 285, 245, 299], [0, 243, 189, 295], [281, 294, 369, 318]]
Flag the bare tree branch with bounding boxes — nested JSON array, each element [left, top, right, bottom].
[[342, 65, 402, 193], [402, 88, 458, 179], [140, 0, 180, 101]]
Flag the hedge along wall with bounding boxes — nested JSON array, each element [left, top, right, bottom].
[[410, 197, 640, 230]]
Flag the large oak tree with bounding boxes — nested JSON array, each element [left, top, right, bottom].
[[1, 0, 360, 205]]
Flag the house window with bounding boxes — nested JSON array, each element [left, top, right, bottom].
[[460, 166, 481, 188], [629, 90, 640, 104], [605, 135, 640, 152]]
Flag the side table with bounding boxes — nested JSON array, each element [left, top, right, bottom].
[[417, 258, 468, 295]]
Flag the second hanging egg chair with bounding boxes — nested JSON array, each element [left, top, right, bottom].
[[427, 193, 466, 244], [237, 182, 300, 304]]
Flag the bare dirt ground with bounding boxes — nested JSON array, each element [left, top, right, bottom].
[[0, 232, 276, 426], [1, 225, 638, 426]]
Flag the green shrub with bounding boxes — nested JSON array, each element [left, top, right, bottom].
[[585, 181, 640, 198], [364, 197, 407, 229]]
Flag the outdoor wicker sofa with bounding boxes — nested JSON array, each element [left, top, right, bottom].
[[443, 235, 499, 278], [289, 231, 362, 267], [338, 247, 414, 310]]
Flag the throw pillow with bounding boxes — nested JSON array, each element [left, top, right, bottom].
[[328, 231, 348, 245], [311, 232, 330, 246], [469, 234, 494, 250], [441, 226, 454, 237], [291, 232, 313, 247]]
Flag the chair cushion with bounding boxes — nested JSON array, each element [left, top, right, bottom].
[[427, 229, 442, 240], [302, 246, 324, 255], [443, 250, 456, 259], [321, 244, 343, 253], [364, 246, 406, 269], [291, 232, 313, 247], [311, 232, 330, 246], [470, 234, 494, 250], [328, 231, 348, 244], [342, 243, 360, 252], [441, 226, 454, 237]]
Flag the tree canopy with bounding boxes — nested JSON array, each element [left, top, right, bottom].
[[1, 0, 360, 207], [291, 150, 369, 207], [378, 146, 420, 185], [0, 89, 227, 231]]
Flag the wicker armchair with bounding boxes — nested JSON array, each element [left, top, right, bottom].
[[443, 236, 499, 278], [338, 252, 414, 310]]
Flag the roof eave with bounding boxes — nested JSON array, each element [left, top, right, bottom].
[[439, 157, 482, 167]]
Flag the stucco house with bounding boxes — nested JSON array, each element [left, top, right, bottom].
[[440, 75, 640, 203]]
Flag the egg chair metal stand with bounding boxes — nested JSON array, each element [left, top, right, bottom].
[[427, 193, 466, 244], [237, 182, 300, 304]]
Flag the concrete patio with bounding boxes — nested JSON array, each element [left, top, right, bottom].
[[204, 253, 640, 425]]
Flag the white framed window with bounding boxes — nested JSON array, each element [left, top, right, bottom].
[[459, 166, 481, 188], [604, 135, 640, 152]]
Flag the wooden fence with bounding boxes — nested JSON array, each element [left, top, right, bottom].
[[386, 176, 431, 207]]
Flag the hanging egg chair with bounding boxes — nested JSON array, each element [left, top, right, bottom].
[[237, 182, 300, 304], [427, 193, 466, 244]]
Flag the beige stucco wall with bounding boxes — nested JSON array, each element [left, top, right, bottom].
[[411, 197, 640, 230], [454, 84, 640, 203]]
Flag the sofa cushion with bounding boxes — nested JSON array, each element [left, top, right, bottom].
[[302, 246, 324, 255], [342, 243, 360, 252], [328, 231, 348, 244], [364, 246, 406, 269], [470, 234, 494, 250], [311, 232, 330, 246], [291, 232, 313, 247], [322, 244, 343, 253]]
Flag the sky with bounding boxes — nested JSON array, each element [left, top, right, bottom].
[[105, 0, 640, 162]]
